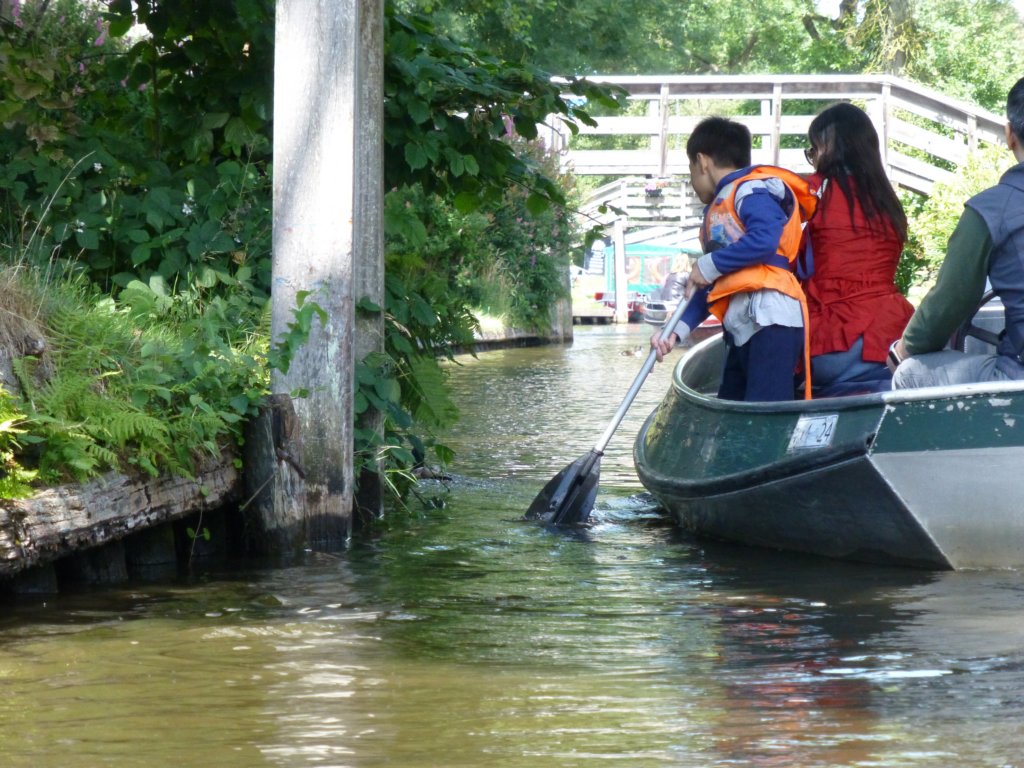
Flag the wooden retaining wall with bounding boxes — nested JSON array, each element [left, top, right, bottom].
[[0, 456, 240, 590]]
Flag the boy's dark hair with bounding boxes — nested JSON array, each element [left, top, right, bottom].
[[1008, 76, 1024, 143], [809, 101, 907, 241], [686, 117, 751, 168]]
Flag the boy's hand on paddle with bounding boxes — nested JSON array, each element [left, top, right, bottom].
[[686, 262, 710, 295], [651, 330, 677, 362]]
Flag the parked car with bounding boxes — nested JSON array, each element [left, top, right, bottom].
[[594, 291, 648, 323], [644, 299, 722, 339]]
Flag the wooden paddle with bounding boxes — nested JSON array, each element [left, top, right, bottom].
[[524, 294, 695, 525]]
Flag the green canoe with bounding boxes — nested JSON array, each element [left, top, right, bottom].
[[634, 333, 1024, 570]]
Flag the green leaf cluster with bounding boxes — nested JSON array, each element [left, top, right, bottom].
[[0, 388, 37, 499], [383, 4, 623, 213], [5, 270, 272, 485], [904, 145, 1013, 286], [398, 0, 1024, 113], [1, 0, 273, 296]]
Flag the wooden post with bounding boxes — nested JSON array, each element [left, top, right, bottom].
[[867, 83, 891, 172], [771, 83, 783, 166], [612, 218, 628, 324], [658, 85, 670, 177], [249, 0, 383, 550], [353, 0, 386, 525], [761, 98, 773, 162]]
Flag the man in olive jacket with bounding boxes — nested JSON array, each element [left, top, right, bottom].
[[889, 76, 1024, 388]]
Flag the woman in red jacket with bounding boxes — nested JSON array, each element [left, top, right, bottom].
[[801, 102, 914, 396]]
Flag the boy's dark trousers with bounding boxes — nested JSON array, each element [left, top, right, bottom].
[[718, 326, 804, 401]]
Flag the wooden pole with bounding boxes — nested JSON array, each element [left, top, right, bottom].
[[612, 218, 628, 324], [246, 0, 382, 551], [353, 0, 386, 525], [771, 83, 783, 166], [657, 85, 669, 178]]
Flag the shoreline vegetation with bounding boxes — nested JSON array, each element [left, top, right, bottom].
[[1, 0, 603, 582], [0, 263, 569, 591]]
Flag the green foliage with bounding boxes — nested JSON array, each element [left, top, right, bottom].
[[2, 0, 611, 511], [907, 0, 1024, 112], [266, 291, 328, 378], [383, 4, 624, 212], [1, 0, 273, 295], [474, 143, 578, 329], [907, 144, 1012, 285], [396, 0, 852, 76], [396, 0, 1024, 119], [0, 389, 37, 499], [364, 5, 606, 501], [5, 271, 271, 485]]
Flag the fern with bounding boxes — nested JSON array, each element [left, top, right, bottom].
[[82, 442, 120, 469], [407, 353, 458, 429], [0, 391, 37, 499], [0, 266, 277, 487], [104, 410, 170, 448]]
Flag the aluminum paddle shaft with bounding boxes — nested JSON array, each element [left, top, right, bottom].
[[523, 293, 694, 526], [591, 294, 693, 453]]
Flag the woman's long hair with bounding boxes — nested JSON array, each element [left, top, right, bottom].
[[808, 102, 907, 241]]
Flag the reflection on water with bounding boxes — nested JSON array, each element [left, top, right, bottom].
[[442, 324, 680, 489], [2, 325, 1024, 767]]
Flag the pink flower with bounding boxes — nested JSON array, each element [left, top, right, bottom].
[[94, 18, 107, 47]]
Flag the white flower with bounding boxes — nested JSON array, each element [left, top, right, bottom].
[[93, 163, 103, 172]]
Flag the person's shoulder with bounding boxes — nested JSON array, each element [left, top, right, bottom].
[[973, 164, 1024, 199], [966, 168, 1024, 220], [735, 171, 788, 202]]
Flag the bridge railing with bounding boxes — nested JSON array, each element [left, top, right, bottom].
[[581, 175, 704, 231], [551, 74, 1007, 200], [557, 74, 1008, 321]]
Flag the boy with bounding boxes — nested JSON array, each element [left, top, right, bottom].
[[651, 117, 814, 401]]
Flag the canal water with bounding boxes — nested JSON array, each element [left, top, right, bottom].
[[3, 324, 1024, 767]]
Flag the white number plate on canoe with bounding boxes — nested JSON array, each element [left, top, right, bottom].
[[787, 413, 838, 452]]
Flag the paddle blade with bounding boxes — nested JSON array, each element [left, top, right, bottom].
[[524, 451, 602, 525]]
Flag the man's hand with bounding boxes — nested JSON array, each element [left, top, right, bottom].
[[886, 338, 908, 373], [651, 330, 678, 363]]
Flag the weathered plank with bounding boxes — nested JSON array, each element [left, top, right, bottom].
[[0, 457, 240, 577]]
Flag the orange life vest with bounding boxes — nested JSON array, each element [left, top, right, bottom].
[[700, 166, 818, 399]]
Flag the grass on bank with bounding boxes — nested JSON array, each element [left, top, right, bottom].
[[0, 265, 270, 499]]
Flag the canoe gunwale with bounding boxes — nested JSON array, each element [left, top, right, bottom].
[[674, 335, 1024, 414]]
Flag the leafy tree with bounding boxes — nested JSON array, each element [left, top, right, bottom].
[[397, 0, 1024, 115], [363, 6, 620, 499], [383, 5, 620, 210], [909, 144, 1014, 281], [907, 0, 1024, 111], [396, 0, 823, 76], [1, 0, 621, 508]]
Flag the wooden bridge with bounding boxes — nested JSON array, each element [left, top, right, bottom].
[[550, 74, 1008, 321]]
